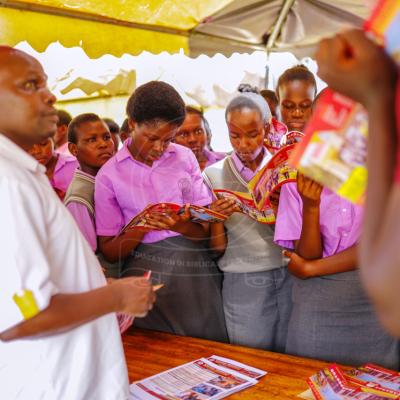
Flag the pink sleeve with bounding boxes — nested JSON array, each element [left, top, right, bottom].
[[274, 182, 303, 249], [395, 77, 400, 184], [95, 173, 125, 236], [66, 202, 97, 252], [186, 151, 213, 207]]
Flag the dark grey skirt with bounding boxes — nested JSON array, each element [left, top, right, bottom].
[[286, 270, 399, 369], [122, 235, 228, 343]]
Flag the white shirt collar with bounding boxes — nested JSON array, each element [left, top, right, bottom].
[[0, 134, 46, 174]]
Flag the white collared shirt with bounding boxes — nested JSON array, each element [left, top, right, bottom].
[[0, 134, 129, 399]]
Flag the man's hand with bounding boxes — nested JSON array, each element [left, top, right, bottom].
[[112, 277, 156, 317], [316, 29, 397, 108]]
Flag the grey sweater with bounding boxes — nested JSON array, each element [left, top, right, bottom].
[[203, 156, 283, 273]]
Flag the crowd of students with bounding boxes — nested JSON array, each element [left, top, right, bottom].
[[1, 25, 400, 399], [20, 61, 400, 369]]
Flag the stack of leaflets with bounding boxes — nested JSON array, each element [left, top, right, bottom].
[[129, 355, 266, 400], [290, 0, 399, 205], [119, 203, 227, 233], [306, 363, 400, 399]]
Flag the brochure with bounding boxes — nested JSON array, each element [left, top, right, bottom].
[[290, 90, 368, 205], [265, 117, 288, 154], [345, 364, 400, 398], [248, 144, 298, 211], [213, 189, 276, 224], [307, 365, 393, 399], [129, 356, 265, 400], [205, 355, 267, 380], [120, 203, 227, 233]]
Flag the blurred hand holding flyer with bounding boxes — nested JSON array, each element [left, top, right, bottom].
[[305, 363, 400, 399], [290, 91, 368, 205], [129, 355, 266, 400], [290, 0, 399, 205], [119, 203, 227, 234]]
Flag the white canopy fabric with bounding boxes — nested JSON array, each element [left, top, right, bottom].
[[189, 0, 371, 58]]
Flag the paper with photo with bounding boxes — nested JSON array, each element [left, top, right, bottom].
[[206, 355, 267, 380], [129, 358, 258, 400], [213, 189, 275, 224], [248, 144, 297, 211]]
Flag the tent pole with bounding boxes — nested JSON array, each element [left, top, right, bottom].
[[265, 0, 296, 53]]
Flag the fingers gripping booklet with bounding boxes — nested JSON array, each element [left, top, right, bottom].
[[129, 355, 266, 400], [119, 203, 227, 234]]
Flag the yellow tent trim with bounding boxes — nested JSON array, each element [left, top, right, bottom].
[[0, 7, 188, 57], [11, 0, 233, 31]]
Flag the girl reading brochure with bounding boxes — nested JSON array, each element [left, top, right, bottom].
[[95, 81, 227, 342], [204, 91, 292, 351], [274, 66, 399, 368]]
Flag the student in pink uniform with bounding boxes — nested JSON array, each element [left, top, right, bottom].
[[54, 109, 72, 155], [274, 63, 399, 367], [64, 113, 115, 252], [315, 28, 400, 337], [205, 92, 292, 352], [27, 136, 78, 199], [174, 106, 225, 171], [95, 81, 228, 342]]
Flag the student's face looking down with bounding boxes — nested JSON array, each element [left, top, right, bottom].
[[174, 113, 207, 158], [27, 138, 54, 166], [227, 108, 266, 163], [278, 79, 315, 132], [128, 119, 179, 166], [69, 120, 115, 170], [0, 48, 57, 150]]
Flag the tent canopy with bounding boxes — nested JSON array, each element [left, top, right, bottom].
[[0, 0, 370, 58]]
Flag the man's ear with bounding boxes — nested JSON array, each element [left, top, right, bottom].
[[128, 118, 136, 132], [68, 142, 78, 158]]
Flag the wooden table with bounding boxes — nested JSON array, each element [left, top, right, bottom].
[[123, 328, 331, 399]]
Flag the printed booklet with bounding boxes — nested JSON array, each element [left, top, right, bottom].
[[119, 203, 227, 233]]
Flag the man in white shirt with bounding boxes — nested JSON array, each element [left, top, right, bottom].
[[0, 46, 156, 399]]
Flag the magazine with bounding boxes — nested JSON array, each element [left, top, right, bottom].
[[119, 203, 227, 233], [345, 364, 400, 398], [213, 189, 276, 224], [129, 356, 265, 400], [248, 144, 298, 211], [364, 0, 400, 65], [265, 117, 288, 154], [289, 0, 399, 206], [290, 90, 368, 205], [307, 365, 393, 400]]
